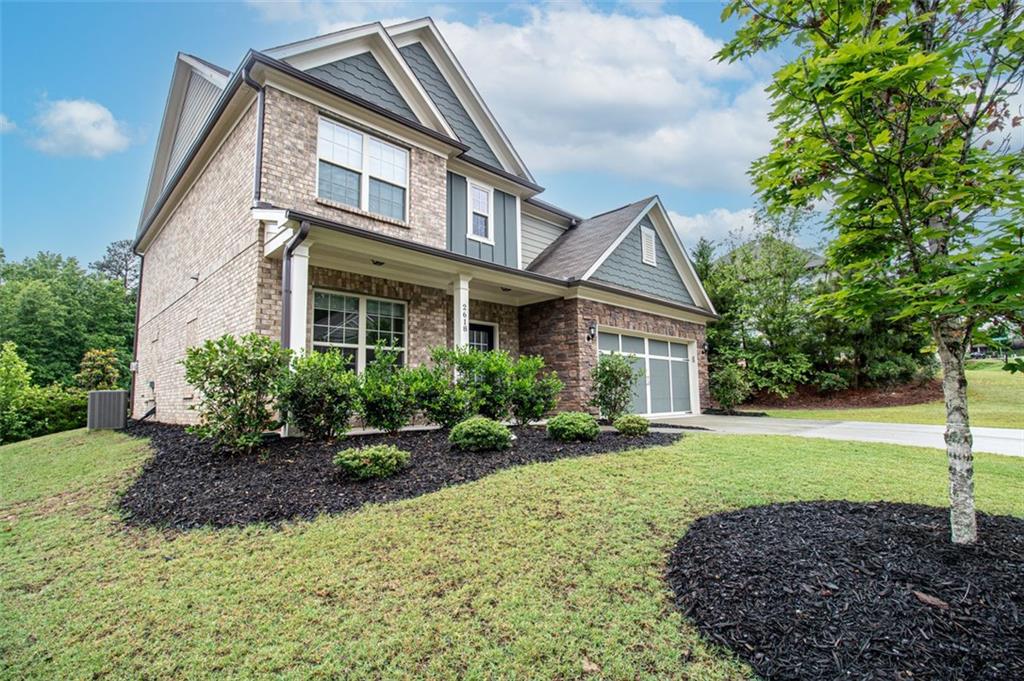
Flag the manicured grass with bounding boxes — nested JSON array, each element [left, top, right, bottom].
[[2, 429, 1022, 679], [751, 367, 1023, 428]]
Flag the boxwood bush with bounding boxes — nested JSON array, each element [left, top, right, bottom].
[[359, 345, 416, 434], [449, 416, 512, 452], [333, 444, 411, 480], [546, 411, 600, 443], [278, 350, 360, 440], [407, 359, 477, 429], [613, 414, 649, 436], [509, 355, 563, 426]]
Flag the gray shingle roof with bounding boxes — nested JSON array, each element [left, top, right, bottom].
[[307, 52, 420, 123], [527, 197, 654, 280]]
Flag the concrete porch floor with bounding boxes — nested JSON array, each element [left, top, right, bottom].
[[649, 414, 1024, 458]]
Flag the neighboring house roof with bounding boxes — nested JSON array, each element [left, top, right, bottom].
[[528, 197, 654, 279]]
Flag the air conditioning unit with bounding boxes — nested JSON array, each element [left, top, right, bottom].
[[87, 390, 129, 430]]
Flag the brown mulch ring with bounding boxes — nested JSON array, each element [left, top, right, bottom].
[[666, 501, 1024, 681], [747, 379, 942, 410], [119, 421, 681, 530]]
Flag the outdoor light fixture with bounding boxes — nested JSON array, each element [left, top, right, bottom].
[[702, 341, 709, 354], [371, 259, 385, 266], [587, 320, 597, 342], [500, 287, 512, 292]]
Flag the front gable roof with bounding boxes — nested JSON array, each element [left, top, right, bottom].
[[265, 22, 455, 138], [387, 18, 534, 182], [528, 196, 716, 313]]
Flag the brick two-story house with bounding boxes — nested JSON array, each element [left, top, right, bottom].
[[132, 18, 717, 424]]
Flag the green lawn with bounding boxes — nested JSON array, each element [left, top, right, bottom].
[[2, 429, 1022, 679], [748, 364, 1023, 428]]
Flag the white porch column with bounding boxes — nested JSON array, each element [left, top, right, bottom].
[[289, 242, 311, 353], [453, 273, 471, 348]]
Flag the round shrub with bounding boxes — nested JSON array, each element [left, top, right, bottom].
[[546, 411, 600, 443], [710, 363, 752, 412], [333, 444, 411, 480], [613, 414, 649, 437], [278, 350, 360, 440], [449, 416, 512, 452]]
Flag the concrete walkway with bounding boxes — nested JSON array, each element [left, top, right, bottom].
[[654, 414, 1024, 458]]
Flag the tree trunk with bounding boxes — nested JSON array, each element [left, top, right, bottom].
[[933, 318, 976, 544]]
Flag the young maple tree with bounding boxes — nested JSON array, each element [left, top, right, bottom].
[[718, 0, 1024, 543]]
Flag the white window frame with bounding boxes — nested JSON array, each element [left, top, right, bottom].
[[466, 180, 494, 245], [468, 319, 499, 351], [311, 289, 408, 373], [596, 326, 697, 417], [640, 225, 657, 266], [316, 116, 410, 223]]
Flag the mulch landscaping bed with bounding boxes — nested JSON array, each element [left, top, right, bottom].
[[120, 421, 681, 529], [666, 501, 1024, 680], [747, 379, 942, 410]]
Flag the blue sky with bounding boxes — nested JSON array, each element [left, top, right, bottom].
[[0, 1, 793, 266]]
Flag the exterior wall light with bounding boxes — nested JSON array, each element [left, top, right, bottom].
[[587, 320, 597, 342]]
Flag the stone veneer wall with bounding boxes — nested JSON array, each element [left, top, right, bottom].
[[133, 102, 260, 424], [518, 298, 709, 413], [259, 87, 448, 249]]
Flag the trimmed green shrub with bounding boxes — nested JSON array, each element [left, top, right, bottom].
[[613, 414, 649, 436], [813, 370, 849, 394], [182, 333, 292, 453], [278, 351, 360, 440], [434, 348, 514, 420], [546, 411, 600, 443], [590, 353, 642, 421], [710, 363, 751, 412], [407, 362, 477, 429], [449, 416, 512, 452], [4, 385, 88, 443], [359, 345, 416, 434], [333, 444, 410, 480], [509, 355, 563, 426], [74, 348, 124, 391]]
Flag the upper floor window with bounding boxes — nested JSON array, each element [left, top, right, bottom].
[[468, 182, 492, 243], [317, 117, 408, 222]]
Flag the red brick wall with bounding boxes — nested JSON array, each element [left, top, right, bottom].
[[518, 297, 709, 414]]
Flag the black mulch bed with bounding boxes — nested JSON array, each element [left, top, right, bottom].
[[120, 421, 681, 530], [701, 408, 768, 417], [666, 501, 1024, 680]]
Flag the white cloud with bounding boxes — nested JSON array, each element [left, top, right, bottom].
[[31, 99, 130, 158], [0, 114, 15, 134], [249, 3, 776, 193], [670, 207, 755, 245]]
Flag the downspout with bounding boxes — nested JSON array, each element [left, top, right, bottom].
[[280, 221, 311, 349], [128, 253, 144, 420], [242, 64, 265, 206]]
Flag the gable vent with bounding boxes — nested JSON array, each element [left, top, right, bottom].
[[641, 226, 657, 266]]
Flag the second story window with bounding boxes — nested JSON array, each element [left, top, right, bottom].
[[468, 182, 492, 243], [317, 117, 408, 221]]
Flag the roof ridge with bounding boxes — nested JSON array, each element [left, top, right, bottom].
[[583, 195, 655, 223]]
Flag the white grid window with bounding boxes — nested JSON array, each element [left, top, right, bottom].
[[317, 117, 408, 221], [312, 290, 407, 371], [468, 182, 492, 242]]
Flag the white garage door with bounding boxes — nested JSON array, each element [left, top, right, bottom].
[[598, 331, 695, 416]]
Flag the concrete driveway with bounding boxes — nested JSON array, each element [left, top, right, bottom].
[[656, 414, 1024, 458]]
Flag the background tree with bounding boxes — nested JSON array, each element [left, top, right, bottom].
[[719, 0, 1024, 543], [90, 239, 139, 294], [0, 252, 135, 385], [690, 237, 717, 282]]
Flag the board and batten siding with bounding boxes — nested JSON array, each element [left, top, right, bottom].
[[591, 216, 695, 305], [446, 172, 518, 268], [520, 213, 565, 267], [166, 71, 223, 184]]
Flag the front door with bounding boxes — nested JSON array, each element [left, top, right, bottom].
[[469, 323, 496, 351]]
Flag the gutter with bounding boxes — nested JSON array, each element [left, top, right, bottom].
[[280, 220, 312, 348], [457, 155, 544, 194], [242, 65, 265, 204]]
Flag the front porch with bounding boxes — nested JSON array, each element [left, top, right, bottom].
[[257, 208, 709, 416]]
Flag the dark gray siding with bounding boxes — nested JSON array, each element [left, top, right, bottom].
[[399, 43, 502, 168], [446, 172, 518, 268], [591, 216, 695, 305], [307, 52, 419, 123]]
